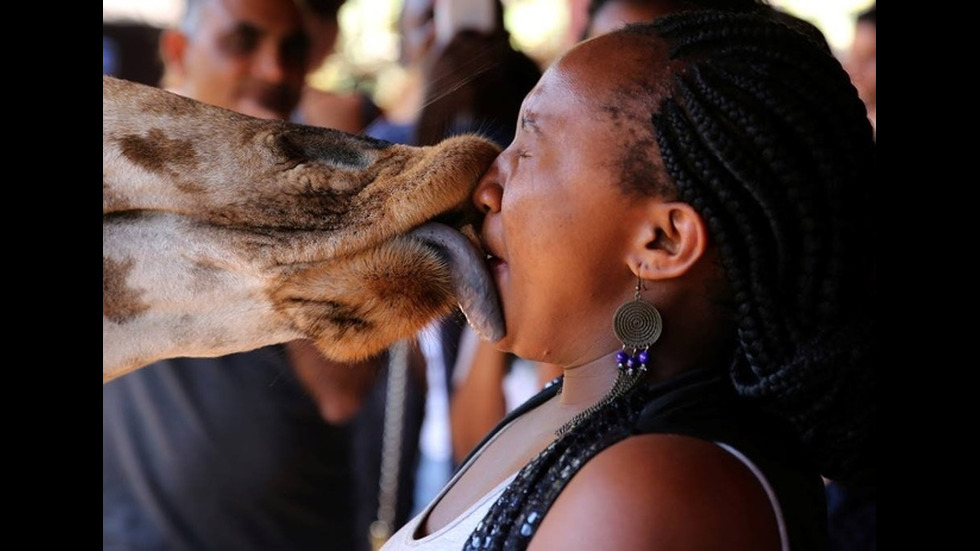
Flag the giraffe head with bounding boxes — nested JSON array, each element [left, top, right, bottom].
[[103, 76, 503, 383]]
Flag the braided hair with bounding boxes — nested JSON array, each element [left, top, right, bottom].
[[619, 11, 876, 489]]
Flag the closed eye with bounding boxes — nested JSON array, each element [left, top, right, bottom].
[[520, 114, 539, 133]]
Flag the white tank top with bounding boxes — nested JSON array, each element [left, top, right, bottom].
[[383, 442, 788, 550], [382, 394, 788, 550], [381, 415, 520, 550]]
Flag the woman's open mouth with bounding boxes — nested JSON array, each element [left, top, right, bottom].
[[483, 249, 505, 273]]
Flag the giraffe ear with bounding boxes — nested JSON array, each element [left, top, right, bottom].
[[628, 201, 708, 281]]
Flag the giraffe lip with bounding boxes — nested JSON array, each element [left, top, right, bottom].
[[432, 208, 472, 230]]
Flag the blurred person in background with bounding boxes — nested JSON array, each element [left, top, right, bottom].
[[582, 0, 757, 39], [845, 2, 875, 137], [826, 15, 876, 549], [294, 0, 381, 132]]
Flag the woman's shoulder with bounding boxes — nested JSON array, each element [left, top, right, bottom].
[[529, 433, 783, 550]]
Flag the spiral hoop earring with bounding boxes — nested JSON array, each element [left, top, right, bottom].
[[613, 277, 663, 373], [555, 277, 663, 438], [605, 277, 662, 399]]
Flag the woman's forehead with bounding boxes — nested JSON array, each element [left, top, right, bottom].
[[556, 32, 666, 96], [519, 68, 595, 133], [528, 32, 666, 126]]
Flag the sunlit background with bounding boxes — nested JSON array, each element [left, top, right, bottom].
[[104, 0, 873, 109]]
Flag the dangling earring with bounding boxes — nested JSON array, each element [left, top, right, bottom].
[[555, 276, 663, 438], [610, 276, 662, 397]]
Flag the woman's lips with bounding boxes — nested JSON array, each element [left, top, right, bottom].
[[487, 255, 505, 272], [480, 234, 506, 276], [483, 246, 505, 271]]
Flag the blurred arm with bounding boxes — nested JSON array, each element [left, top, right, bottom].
[[449, 326, 509, 463]]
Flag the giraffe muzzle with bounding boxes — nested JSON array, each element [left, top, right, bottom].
[[408, 222, 504, 342]]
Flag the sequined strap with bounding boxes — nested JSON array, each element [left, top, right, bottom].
[[462, 384, 652, 550]]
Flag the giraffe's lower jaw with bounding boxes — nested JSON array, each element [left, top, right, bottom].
[[408, 222, 504, 343]]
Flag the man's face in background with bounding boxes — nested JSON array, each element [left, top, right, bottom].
[[162, 0, 311, 119]]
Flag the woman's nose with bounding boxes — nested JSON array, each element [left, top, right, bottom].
[[472, 162, 502, 215]]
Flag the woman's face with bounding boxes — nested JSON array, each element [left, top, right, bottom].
[[473, 34, 663, 366]]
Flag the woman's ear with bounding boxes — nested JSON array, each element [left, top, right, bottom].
[[159, 29, 189, 87], [628, 201, 708, 281]]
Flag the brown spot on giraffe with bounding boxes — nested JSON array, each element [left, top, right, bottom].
[[116, 128, 201, 177], [103, 256, 149, 323]]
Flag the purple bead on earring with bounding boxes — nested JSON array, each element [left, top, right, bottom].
[[637, 349, 649, 370]]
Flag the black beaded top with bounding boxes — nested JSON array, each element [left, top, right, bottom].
[[460, 369, 827, 551]]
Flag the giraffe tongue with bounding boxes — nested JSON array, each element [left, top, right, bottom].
[[408, 222, 504, 342]]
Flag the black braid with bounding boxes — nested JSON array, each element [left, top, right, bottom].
[[620, 12, 875, 489]]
